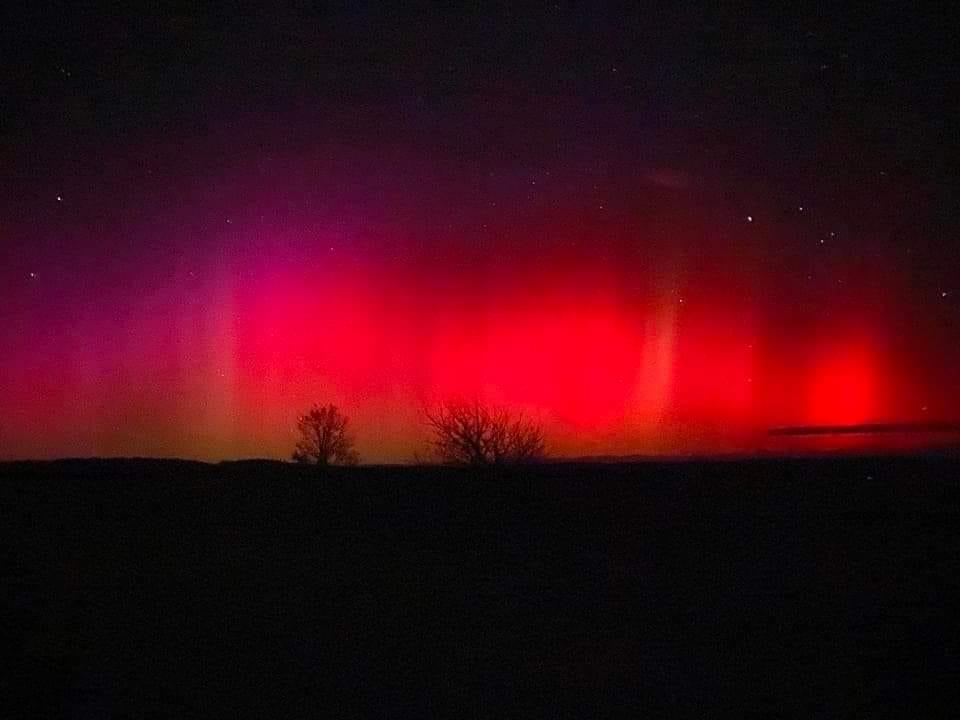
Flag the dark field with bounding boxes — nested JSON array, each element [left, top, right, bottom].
[[4, 457, 960, 717]]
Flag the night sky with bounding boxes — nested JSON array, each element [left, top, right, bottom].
[[2, 3, 959, 461]]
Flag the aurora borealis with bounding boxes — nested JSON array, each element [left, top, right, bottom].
[[2, 4, 958, 461]]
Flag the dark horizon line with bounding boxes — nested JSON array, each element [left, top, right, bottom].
[[768, 422, 960, 436], [4, 445, 960, 467]]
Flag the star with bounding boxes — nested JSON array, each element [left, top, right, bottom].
[[29, 271, 37, 279], [746, 215, 753, 223], [56, 195, 62, 202], [942, 291, 950, 298]]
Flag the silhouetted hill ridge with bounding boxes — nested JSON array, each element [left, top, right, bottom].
[[4, 455, 960, 715]]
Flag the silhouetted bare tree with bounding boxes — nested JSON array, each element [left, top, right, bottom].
[[293, 404, 359, 466], [425, 399, 546, 466]]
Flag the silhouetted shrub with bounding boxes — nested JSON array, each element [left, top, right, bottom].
[[292, 404, 360, 466], [425, 399, 546, 466]]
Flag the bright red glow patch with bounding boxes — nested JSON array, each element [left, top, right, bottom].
[[807, 344, 879, 425], [429, 297, 642, 428], [488, 302, 642, 427]]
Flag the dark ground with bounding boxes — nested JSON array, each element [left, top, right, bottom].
[[3, 456, 960, 717]]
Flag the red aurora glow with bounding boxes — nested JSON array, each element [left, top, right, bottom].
[[2, 125, 957, 462]]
